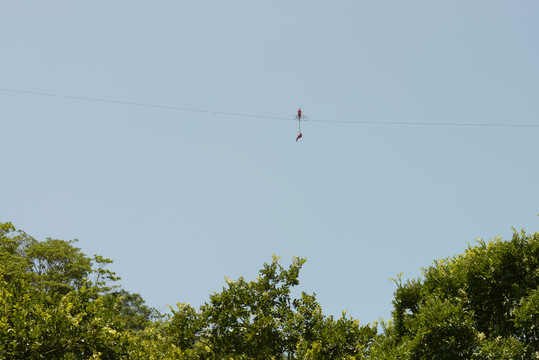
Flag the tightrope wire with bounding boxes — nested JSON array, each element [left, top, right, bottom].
[[1, 87, 538, 127]]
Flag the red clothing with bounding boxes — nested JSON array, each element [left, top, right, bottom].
[[296, 132, 303, 142]]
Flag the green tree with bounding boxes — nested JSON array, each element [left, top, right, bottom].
[[0, 222, 151, 359], [373, 229, 539, 359], [0, 222, 36, 283], [103, 289, 160, 332], [0, 222, 119, 293], [170, 255, 306, 359], [168, 255, 377, 359], [26, 238, 92, 294]]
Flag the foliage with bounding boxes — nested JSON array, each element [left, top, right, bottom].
[[167, 255, 377, 359], [0, 222, 159, 359], [0, 277, 131, 358], [102, 289, 161, 332], [3, 221, 538, 359], [373, 229, 539, 359], [0, 222, 36, 283]]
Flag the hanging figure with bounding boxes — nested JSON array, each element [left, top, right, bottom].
[[294, 108, 305, 142]]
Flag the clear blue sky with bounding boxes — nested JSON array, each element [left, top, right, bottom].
[[1, 1, 538, 324]]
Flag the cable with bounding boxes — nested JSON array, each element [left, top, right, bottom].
[[1, 87, 538, 128], [311, 119, 539, 127], [0, 88, 291, 122]]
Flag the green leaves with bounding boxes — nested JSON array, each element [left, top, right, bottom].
[[168, 255, 377, 359], [377, 229, 539, 359], [0, 222, 148, 358], [27, 238, 92, 294], [193, 255, 307, 358], [5, 220, 536, 359]]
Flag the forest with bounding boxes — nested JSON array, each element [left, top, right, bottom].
[[1, 221, 537, 359]]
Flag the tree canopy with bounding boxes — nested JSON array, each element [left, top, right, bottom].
[[167, 255, 376, 359], [1, 221, 538, 359], [370, 229, 539, 359]]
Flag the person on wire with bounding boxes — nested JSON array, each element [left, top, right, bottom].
[[295, 108, 304, 142]]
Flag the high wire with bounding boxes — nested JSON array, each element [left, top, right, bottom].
[[1, 87, 538, 128]]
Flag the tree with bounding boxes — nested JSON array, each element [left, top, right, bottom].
[[168, 255, 377, 359], [0, 222, 119, 293], [372, 229, 539, 359], [9, 220, 536, 358], [168, 255, 306, 359], [0, 222, 151, 359], [0, 222, 36, 283], [26, 238, 92, 294], [103, 289, 160, 332]]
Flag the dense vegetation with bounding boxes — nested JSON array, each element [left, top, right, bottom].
[[371, 229, 539, 359], [1, 222, 538, 359]]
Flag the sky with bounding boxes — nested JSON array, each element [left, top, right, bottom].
[[1, 1, 539, 325]]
